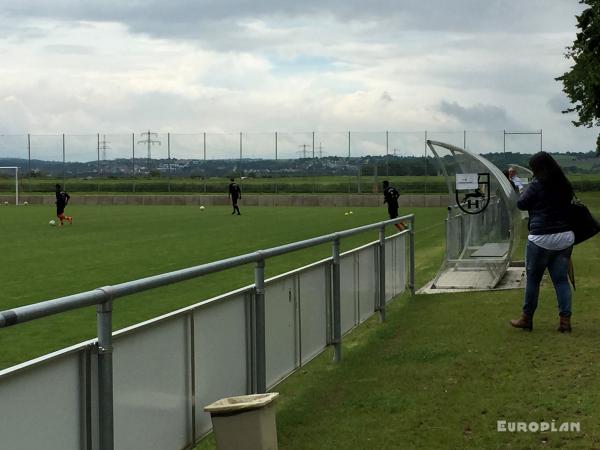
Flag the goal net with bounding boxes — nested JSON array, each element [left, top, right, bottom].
[[0, 166, 20, 205]]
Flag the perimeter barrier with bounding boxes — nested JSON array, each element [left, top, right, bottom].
[[0, 214, 414, 450]]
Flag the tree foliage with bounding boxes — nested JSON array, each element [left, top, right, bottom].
[[556, 0, 600, 154]]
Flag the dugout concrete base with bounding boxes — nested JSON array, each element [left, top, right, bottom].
[[417, 265, 526, 295], [0, 194, 449, 207]]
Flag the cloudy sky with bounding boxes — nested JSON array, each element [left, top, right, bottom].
[[0, 0, 598, 157]]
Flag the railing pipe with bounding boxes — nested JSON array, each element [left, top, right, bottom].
[[0, 215, 414, 328], [96, 297, 114, 450], [409, 217, 416, 295], [331, 236, 341, 362], [378, 225, 386, 322], [254, 257, 266, 393]]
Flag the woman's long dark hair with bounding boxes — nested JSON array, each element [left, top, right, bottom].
[[529, 151, 573, 203]]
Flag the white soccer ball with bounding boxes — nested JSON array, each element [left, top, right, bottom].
[[349, 211, 354, 214], [49, 219, 56, 226], [199, 205, 205, 210], [23, 201, 29, 205], [344, 212, 349, 216]]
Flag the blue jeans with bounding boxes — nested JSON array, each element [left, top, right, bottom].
[[523, 240, 573, 318]]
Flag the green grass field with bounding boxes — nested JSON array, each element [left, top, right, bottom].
[[0, 203, 439, 369], [196, 193, 600, 450], [2, 195, 600, 449]]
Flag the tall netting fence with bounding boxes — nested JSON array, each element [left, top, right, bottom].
[[0, 130, 544, 194]]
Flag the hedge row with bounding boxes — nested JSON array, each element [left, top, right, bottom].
[[0, 180, 449, 194], [2, 179, 600, 194]]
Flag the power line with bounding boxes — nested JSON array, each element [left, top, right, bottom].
[[297, 143, 311, 158], [137, 130, 161, 166], [99, 135, 110, 162], [316, 142, 327, 158]]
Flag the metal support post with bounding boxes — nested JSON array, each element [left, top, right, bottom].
[[97, 298, 114, 450], [203, 132, 207, 193], [424, 130, 428, 193], [378, 226, 386, 322], [97, 133, 101, 192], [15, 167, 19, 206], [254, 258, 266, 393], [348, 131, 351, 158], [167, 133, 171, 193], [332, 237, 342, 362], [132, 133, 136, 193], [97, 133, 100, 177], [27, 134, 31, 192], [62, 133, 66, 188], [409, 218, 415, 295], [189, 312, 197, 444]]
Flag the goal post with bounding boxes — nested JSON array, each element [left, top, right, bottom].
[[0, 166, 19, 205]]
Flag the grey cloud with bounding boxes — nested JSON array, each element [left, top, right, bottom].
[[439, 100, 522, 129], [547, 93, 572, 114], [380, 91, 393, 103], [1, 0, 582, 43]]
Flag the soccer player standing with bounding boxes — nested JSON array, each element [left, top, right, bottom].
[[55, 184, 73, 226], [382, 180, 405, 231], [228, 178, 242, 215]]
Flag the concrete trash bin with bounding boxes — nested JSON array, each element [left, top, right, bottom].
[[204, 392, 279, 450]]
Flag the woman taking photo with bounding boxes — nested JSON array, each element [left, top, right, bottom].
[[510, 152, 574, 332]]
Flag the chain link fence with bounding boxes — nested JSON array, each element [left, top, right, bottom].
[[0, 130, 543, 194]]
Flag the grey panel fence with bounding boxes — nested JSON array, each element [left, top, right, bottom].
[[0, 215, 414, 450]]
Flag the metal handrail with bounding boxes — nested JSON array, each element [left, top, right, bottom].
[[0, 214, 413, 328], [0, 213, 415, 450]]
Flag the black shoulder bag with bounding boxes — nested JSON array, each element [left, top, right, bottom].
[[569, 196, 600, 245]]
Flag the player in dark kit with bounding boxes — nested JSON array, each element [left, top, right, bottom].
[[228, 178, 242, 215], [382, 180, 405, 231], [55, 184, 73, 226]]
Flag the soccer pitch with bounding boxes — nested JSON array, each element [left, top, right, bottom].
[[0, 203, 446, 369]]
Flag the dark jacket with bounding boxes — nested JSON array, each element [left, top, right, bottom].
[[517, 179, 571, 235], [383, 186, 399, 207]]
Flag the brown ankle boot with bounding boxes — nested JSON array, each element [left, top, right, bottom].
[[557, 316, 572, 333], [510, 313, 533, 331]]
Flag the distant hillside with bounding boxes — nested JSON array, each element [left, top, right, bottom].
[[0, 151, 598, 179], [483, 151, 600, 174]]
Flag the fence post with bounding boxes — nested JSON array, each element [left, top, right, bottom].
[[424, 130, 428, 194], [132, 133, 136, 193], [96, 298, 114, 450], [27, 133, 31, 192], [378, 225, 386, 322], [332, 236, 342, 362], [409, 218, 415, 295], [97, 133, 101, 192], [62, 133, 66, 189], [203, 132, 207, 193], [167, 133, 171, 193], [188, 311, 197, 444], [254, 257, 266, 393]]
